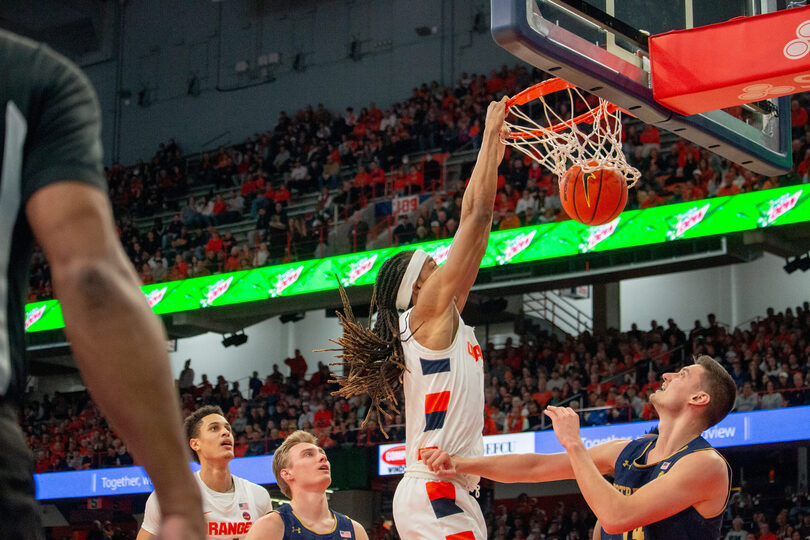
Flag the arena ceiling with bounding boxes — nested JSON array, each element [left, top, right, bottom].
[[0, 0, 110, 62]]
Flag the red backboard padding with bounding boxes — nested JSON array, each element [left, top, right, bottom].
[[649, 5, 810, 116]]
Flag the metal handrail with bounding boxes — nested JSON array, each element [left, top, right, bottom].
[[200, 130, 232, 150], [524, 291, 593, 336]]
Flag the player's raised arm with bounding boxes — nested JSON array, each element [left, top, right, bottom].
[[414, 97, 507, 314], [544, 405, 729, 535], [421, 440, 626, 484]]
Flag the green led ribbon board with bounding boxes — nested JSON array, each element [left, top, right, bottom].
[[24, 186, 809, 333]]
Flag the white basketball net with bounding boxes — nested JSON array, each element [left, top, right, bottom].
[[503, 78, 640, 186]]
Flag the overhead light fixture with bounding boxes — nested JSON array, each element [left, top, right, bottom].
[[187, 75, 201, 96], [222, 331, 248, 348], [280, 312, 306, 324], [349, 40, 362, 61], [293, 53, 305, 72], [137, 88, 152, 107], [481, 297, 508, 314], [473, 12, 488, 34], [783, 254, 810, 274]]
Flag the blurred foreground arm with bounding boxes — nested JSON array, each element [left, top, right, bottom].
[[27, 183, 203, 539]]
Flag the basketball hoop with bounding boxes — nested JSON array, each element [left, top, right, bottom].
[[503, 78, 640, 186]]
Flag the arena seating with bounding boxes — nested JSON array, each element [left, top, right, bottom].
[[24, 69, 810, 301], [22, 303, 809, 474]]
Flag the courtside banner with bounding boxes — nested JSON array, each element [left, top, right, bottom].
[[376, 406, 810, 476], [35, 455, 277, 501], [378, 433, 535, 475], [34, 408, 810, 496], [24, 186, 810, 334], [535, 406, 810, 454]]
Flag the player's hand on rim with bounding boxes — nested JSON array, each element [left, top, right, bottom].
[[544, 405, 584, 451], [421, 448, 457, 477], [484, 96, 509, 134]]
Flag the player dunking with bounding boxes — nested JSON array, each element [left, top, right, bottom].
[[325, 98, 507, 539], [246, 430, 368, 539], [424, 356, 737, 539], [138, 406, 272, 539]]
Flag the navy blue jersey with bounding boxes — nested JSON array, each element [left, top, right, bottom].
[[276, 504, 356, 539], [602, 434, 730, 540]]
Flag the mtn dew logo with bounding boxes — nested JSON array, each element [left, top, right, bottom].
[[341, 254, 378, 286], [24, 306, 47, 330], [145, 286, 168, 308], [579, 217, 621, 253], [666, 203, 710, 240], [758, 189, 802, 227], [201, 276, 234, 307], [428, 244, 451, 266], [496, 229, 537, 265], [270, 266, 304, 297]]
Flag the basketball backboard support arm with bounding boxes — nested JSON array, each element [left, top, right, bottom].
[[491, 0, 793, 176], [545, 0, 649, 49]]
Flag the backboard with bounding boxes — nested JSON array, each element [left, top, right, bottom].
[[491, 0, 793, 175]]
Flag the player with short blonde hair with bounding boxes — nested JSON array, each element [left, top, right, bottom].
[[246, 430, 368, 540], [424, 355, 737, 539]]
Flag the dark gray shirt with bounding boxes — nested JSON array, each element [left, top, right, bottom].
[[0, 29, 106, 403]]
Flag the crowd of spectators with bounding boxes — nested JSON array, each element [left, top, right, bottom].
[[21, 301, 810, 476], [24, 66, 810, 301]]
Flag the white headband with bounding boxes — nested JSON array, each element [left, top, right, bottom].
[[395, 250, 429, 311]]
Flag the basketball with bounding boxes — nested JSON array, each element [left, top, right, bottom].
[[560, 164, 628, 226]]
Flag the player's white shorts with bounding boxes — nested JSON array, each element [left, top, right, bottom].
[[393, 475, 486, 540]]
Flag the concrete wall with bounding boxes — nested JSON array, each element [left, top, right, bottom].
[[619, 252, 810, 331], [83, 0, 515, 164], [167, 308, 343, 384], [539, 252, 810, 333]]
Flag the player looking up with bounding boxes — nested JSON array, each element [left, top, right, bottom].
[[138, 406, 272, 540], [424, 356, 736, 539], [246, 430, 368, 540]]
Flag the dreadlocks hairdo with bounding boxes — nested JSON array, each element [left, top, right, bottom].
[[317, 250, 421, 438]]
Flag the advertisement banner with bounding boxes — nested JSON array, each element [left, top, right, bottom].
[[24, 186, 810, 333], [377, 432, 540, 476], [376, 406, 810, 476], [35, 456, 277, 501], [33, 407, 810, 498]]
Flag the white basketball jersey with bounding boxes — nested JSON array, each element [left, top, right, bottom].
[[141, 472, 272, 539], [399, 308, 485, 490]]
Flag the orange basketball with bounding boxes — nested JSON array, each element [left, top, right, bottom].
[[559, 165, 628, 226]]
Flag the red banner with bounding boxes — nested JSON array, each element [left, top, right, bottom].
[[392, 195, 419, 216], [650, 6, 810, 116]]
